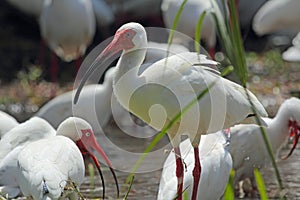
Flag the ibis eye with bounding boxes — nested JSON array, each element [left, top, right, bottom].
[[125, 32, 131, 38], [86, 132, 91, 137]]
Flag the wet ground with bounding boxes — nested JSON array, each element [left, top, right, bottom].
[[76, 123, 300, 200], [8, 122, 300, 200]]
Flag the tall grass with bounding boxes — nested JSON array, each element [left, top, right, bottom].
[[210, 0, 284, 198]]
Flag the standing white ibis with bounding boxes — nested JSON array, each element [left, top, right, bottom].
[[40, 0, 96, 63], [74, 22, 267, 200], [0, 117, 56, 198], [0, 110, 19, 138], [229, 97, 300, 194], [40, 0, 96, 81], [6, 0, 115, 81], [252, 0, 300, 36], [158, 129, 232, 200], [160, 0, 227, 57], [17, 117, 119, 200]]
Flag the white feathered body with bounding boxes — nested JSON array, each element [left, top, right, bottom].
[[40, 0, 96, 62], [18, 136, 85, 200], [114, 52, 267, 146], [230, 97, 300, 184], [158, 131, 232, 200], [253, 0, 300, 35], [0, 117, 55, 198], [0, 111, 19, 138]]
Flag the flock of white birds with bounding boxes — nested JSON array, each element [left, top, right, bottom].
[[0, 0, 300, 200]]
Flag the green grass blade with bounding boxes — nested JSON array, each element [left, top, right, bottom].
[[210, 1, 233, 60], [88, 163, 95, 198], [123, 175, 134, 200], [183, 190, 189, 200], [167, 0, 188, 47], [211, 0, 283, 193], [254, 168, 269, 200], [227, 0, 247, 86], [194, 11, 207, 54], [165, 0, 187, 66], [222, 170, 235, 200]]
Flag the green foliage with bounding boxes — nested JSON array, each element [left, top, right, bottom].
[[166, 0, 188, 51], [210, 0, 283, 195], [254, 168, 269, 200], [195, 11, 207, 54], [222, 170, 235, 200], [88, 163, 95, 198], [182, 190, 189, 200], [123, 175, 134, 200]]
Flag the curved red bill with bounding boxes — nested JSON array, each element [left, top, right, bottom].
[[281, 119, 300, 160], [76, 129, 119, 198]]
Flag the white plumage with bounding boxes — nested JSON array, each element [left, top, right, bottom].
[[40, 0, 96, 62], [17, 117, 118, 200], [6, 0, 114, 62], [230, 97, 300, 190], [282, 32, 300, 62], [0, 110, 19, 138], [74, 22, 267, 200], [253, 0, 300, 36], [0, 117, 55, 198], [157, 130, 232, 200], [161, 0, 227, 55]]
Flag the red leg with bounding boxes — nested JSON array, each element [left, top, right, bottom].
[[174, 147, 183, 200], [50, 53, 58, 82], [191, 147, 201, 200]]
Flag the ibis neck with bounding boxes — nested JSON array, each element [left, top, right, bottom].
[[113, 48, 147, 109], [114, 49, 146, 81]]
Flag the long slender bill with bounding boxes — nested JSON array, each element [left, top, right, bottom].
[[73, 30, 127, 104], [81, 129, 120, 198]]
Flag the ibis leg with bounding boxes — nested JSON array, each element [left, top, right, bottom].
[[191, 146, 201, 200], [174, 147, 183, 200]]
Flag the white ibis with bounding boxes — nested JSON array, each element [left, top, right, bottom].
[[160, 0, 227, 57], [0, 111, 19, 138], [6, 0, 115, 81], [252, 0, 300, 36], [40, 0, 96, 81], [229, 97, 300, 193], [74, 22, 267, 200], [17, 117, 119, 199], [0, 117, 56, 198], [158, 129, 232, 200], [282, 32, 300, 62]]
